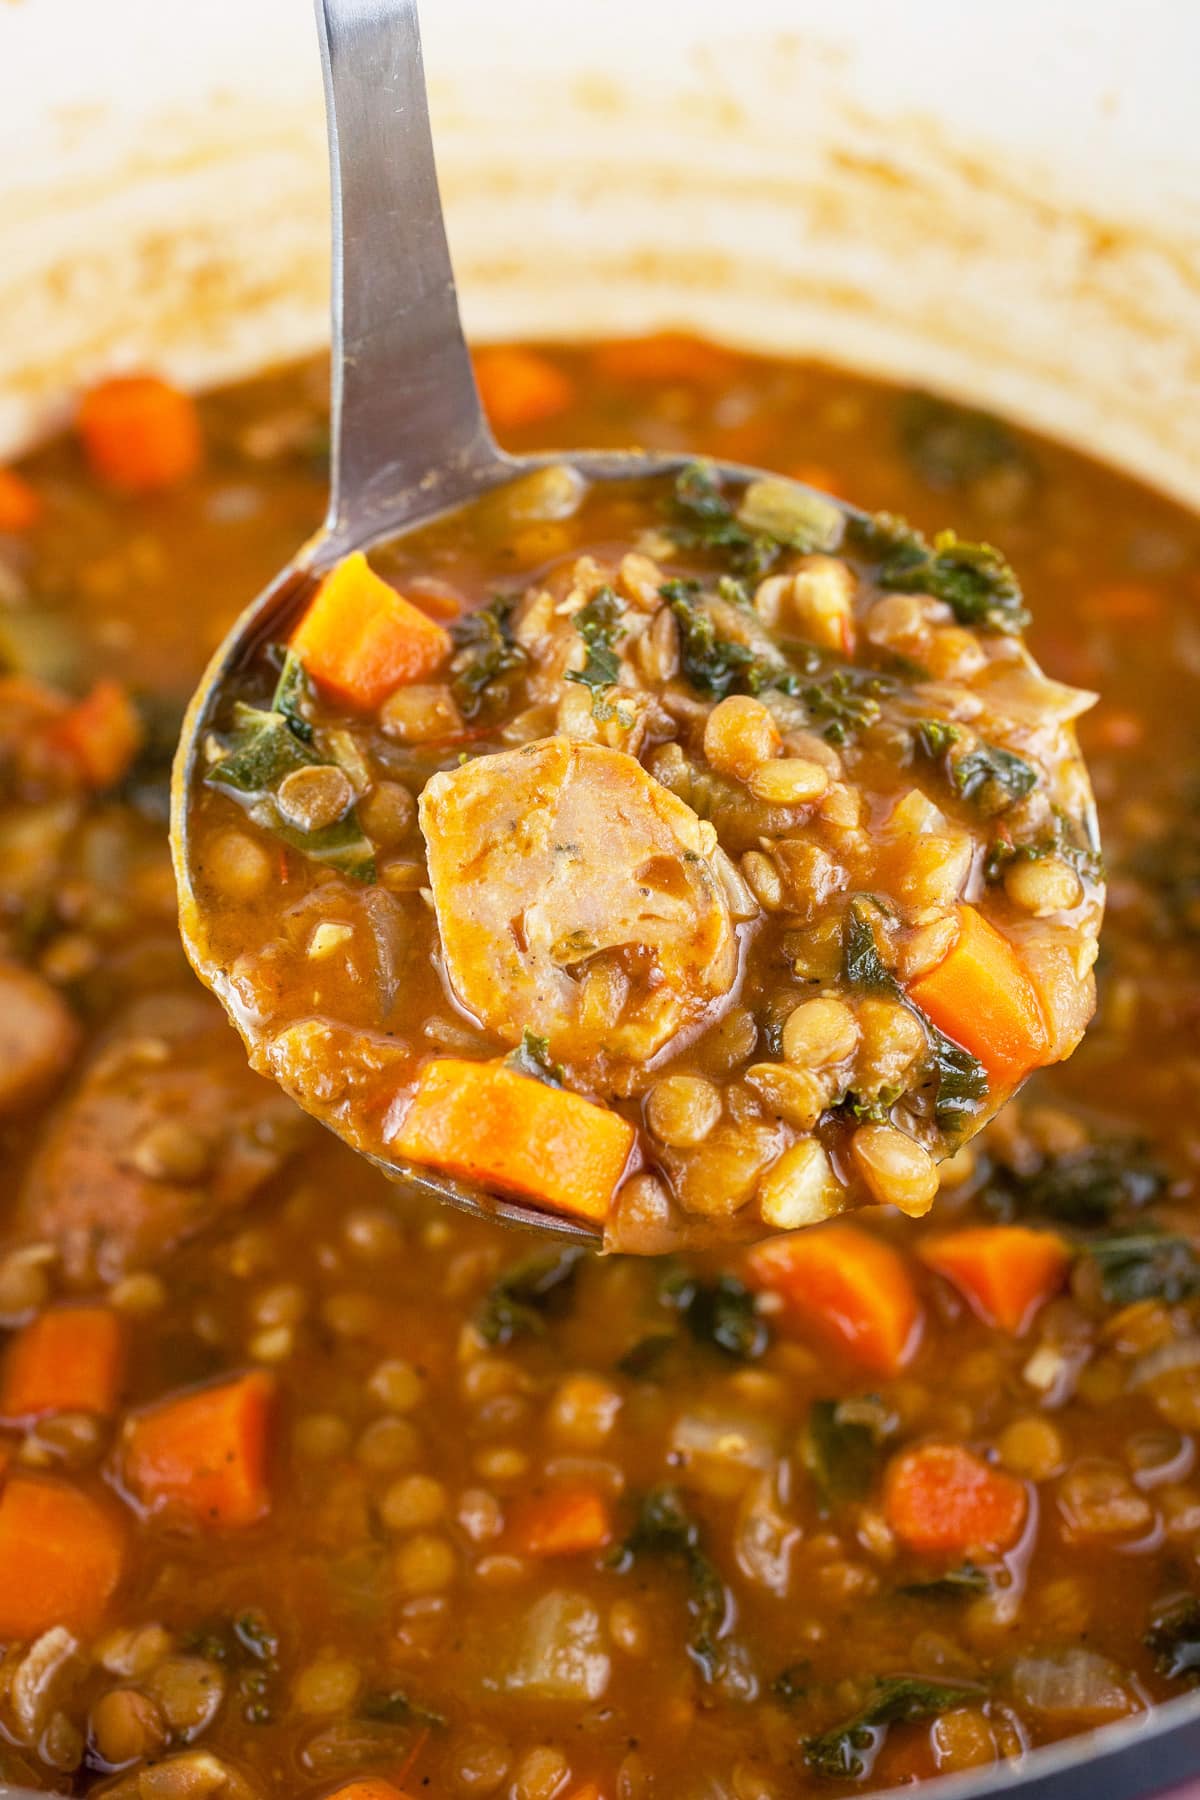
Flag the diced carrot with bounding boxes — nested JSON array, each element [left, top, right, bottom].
[[511, 1484, 613, 1557], [906, 904, 1049, 1087], [473, 346, 574, 431], [393, 1058, 634, 1226], [323, 1783, 412, 1800], [0, 1475, 126, 1637], [883, 1442, 1027, 1555], [590, 333, 739, 386], [124, 1370, 276, 1528], [0, 468, 42, 532], [291, 553, 451, 711], [1083, 706, 1144, 753], [49, 678, 143, 789], [77, 375, 202, 493], [919, 1226, 1071, 1335], [565, 1787, 604, 1800], [2, 1305, 126, 1422], [744, 1223, 922, 1377]]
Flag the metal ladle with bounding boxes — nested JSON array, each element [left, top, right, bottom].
[[170, 0, 1092, 1243]]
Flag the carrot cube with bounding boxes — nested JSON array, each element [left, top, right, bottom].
[[0, 1475, 126, 1637], [77, 374, 202, 493], [745, 1222, 923, 1376], [291, 553, 451, 711], [124, 1370, 276, 1529], [2, 1306, 126, 1422], [393, 1058, 633, 1225]]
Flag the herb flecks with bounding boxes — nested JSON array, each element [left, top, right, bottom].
[[504, 1029, 565, 1088], [361, 1688, 448, 1730]]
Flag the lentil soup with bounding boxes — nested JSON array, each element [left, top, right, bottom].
[[0, 341, 1194, 1797], [179, 450, 1102, 1252]]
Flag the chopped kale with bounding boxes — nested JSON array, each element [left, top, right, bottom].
[[1146, 1596, 1200, 1684], [662, 1269, 769, 1362], [271, 647, 315, 742], [804, 1676, 984, 1780], [898, 391, 1035, 496], [950, 742, 1039, 814], [801, 668, 888, 745], [207, 650, 375, 880], [504, 1029, 565, 1088], [851, 512, 1029, 634], [181, 1610, 280, 1725], [842, 900, 987, 1130], [802, 1399, 884, 1509], [207, 698, 317, 797], [925, 1022, 989, 1132], [615, 1330, 678, 1380], [663, 579, 780, 699], [1084, 1233, 1200, 1306], [841, 900, 898, 996], [899, 1563, 991, 1600], [361, 1688, 447, 1729], [451, 594, 527, 717], [566, 587, 625, 712], [1127, 783, 1200, 939], [666, 463, 782, 580], [619, 1486, 728, 1681], [984, 1143, 1166, 1228], [916, 718, 961, 759], [475, 1246, 587, 1347], [772, 1662, 813, 1704], [985, 807, 1103, 886]]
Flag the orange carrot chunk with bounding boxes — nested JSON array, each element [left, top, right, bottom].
[[744, 1223, 922, 1376], [323, 1783, 413, 1800], [883, 1442, 1027, 1555], [512, 1484, 614, 1558], [77, 375, 202, 493], [2, 1305, 126, 1422], [473, 346, 574, 430], [291, 553, 452, 712], [124, 1370, 276, 1528], [0, 468, 42, 532], [0, 1475, 126, 1637], [50, 678, 143, 789], [393, 1058, 633, 1226], [919, 1226, 1071, 1335], [907, 904, 1049, 1087], [565, 1787, 604, 1800]]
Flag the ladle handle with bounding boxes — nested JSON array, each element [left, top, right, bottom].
[[315, 0, 509, 550]]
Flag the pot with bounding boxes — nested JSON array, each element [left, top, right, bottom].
[[0, 2, 1198, 1796]]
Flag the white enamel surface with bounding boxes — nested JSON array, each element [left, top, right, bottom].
[[0, 0, 1198, 502]]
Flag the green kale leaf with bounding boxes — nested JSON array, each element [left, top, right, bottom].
[[1146, 1596, 1200, 1684], [475, 1246, 587, 1347], [662, 1268, 769, 1362], [804, 1676, 985, 1780], [1084, 1232, 1200, 1306], [619, 1486, 728, 1681], [663, 579, 780, 699], [950, 742, 1039, 814], [504, 1029, 565, 1088], [666, 463, 782, 579], [802, 1399, 885, 1509], [451, 594, 528, 717]]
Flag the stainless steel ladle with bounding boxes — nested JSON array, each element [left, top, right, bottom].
[[172, 0, 1086, 1243]]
